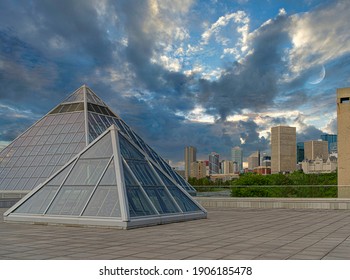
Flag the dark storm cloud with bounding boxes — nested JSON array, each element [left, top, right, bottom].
[[0, 1, 115, 67], [0, 1, 119, 132], [297, 125, 325, 143], [197, 13, 291, 119], [118, 0, 196, 112]]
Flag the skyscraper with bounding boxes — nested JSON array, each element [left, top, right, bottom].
[[248, 151, 260, 170], [209, 152, 220, 175], [184, 146, 196, 180], [271, 126, 296, 174], [231, 146, 243, 172], [190, 161, 207, 179], [337, 87, 350, 198], [320, 134, 337, 153], [297, 142, 305, 163], [304, 140, 328, 160]]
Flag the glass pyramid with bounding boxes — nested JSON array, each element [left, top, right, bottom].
[[0, 85, 196, 195], [4, 126, 206, 229]]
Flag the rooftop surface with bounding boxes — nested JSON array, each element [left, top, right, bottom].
[[1, 207, 350, 260]]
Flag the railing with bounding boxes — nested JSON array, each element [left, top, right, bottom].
[[193, 185, 339, 198]]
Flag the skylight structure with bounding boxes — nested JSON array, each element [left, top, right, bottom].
[[4, 126, 206, 229], [0, 85, 196, 195]]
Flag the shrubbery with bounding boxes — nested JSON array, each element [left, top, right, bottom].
[[229, 171, 337, 198]]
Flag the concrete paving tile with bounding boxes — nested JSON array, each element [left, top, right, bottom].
[[2, 208, 350, 260]]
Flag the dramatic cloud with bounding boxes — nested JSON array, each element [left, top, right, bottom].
[[0, 0, 349, 165], [197, 13, 291, 119]]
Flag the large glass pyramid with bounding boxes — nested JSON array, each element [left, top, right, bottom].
[[0, 85, 196, 195], [4, 125, 206, 229]]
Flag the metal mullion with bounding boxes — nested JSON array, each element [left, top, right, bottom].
[[111, 128, 130, 222], [43, 157, 79, 214], [83, 85, 89, 145], [147, 162, 183, 213], [121, 157, 159, 215], [80, 155, 114, 216], [89, 114, 101, 138]]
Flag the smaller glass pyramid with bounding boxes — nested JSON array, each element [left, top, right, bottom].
[[4, 125, 207, 229]]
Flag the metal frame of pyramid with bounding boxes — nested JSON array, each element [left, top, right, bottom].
[[4, 125, 206, 229], [0, 85, 196, 197]]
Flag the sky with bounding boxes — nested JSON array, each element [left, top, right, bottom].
[[0, 0, 349, 167]]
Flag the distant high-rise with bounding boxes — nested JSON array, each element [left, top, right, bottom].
[[320, 134, 337, 153], [221, 160, 234, 174], [271, 126, 296, 174], [184, 146, 196, 180], [209, 152, 220, 175], [231, 146, 243, 172], [297, 142, 305, 163], [337, 87, 350, 198], [304, 140, 328, 160], [190, 161, 207, 179], [248, 151, 260, 170]]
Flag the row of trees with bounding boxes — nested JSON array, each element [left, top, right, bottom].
[[189, 171, 338, 198], [230, 172, 337, 198], [231, 171, 337, 186], [189, 171, 337, 186]]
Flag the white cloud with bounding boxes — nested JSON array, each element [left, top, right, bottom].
[[288, 1, 350, 73], [201, 11, 249, 45], [156, 55, 182, 72]]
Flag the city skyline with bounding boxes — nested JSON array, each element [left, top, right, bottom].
[[1, 0, 349, 166]]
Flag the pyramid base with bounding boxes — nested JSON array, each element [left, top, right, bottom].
[[3, 212, 207, 230]]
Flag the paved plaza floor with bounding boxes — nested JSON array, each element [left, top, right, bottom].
[[1, 207, 350, 260]]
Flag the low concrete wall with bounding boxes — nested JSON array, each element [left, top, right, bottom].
[[196, 197, 350, 210]]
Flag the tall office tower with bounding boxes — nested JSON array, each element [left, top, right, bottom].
[[297, 142, 305, 163], [184, 146, 196, 180], [304, 140, 329, 160], [248, 151, 260, 170], [320, 134, 337, 153], [337, 87, 350, 198], [271, 126, 297, 174], [209, 152, 220, 175], [221, 160, 234, 174], [231, 146, 243, 172], [190, 161, 207, 179]]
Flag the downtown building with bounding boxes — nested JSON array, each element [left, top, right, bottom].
[[209, 152, 220, 175], [190, 161, 207, 179], [184, 146, 196, 180], [304, 140, 329, 160], [271, 126, 297, 174], [320, 134, 337, 154], [231, 146, 243, 172]]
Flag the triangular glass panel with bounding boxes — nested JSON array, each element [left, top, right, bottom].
[[118, 133, 145, 161], [122, 161, 157, 217], [144, 186, 180, 214], [80, 132, 112, 159], [86, 87, 107, 107], [167, 186, 202, 212], [46, 185, 95, 216], [126, 160, 160, 187], [14, 185, 59, 214], [83, 159, 121, 217], [61, 87, 85, 103]]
